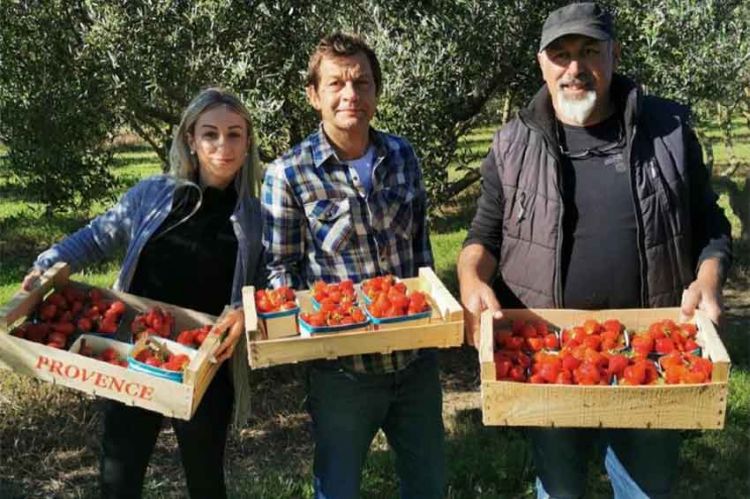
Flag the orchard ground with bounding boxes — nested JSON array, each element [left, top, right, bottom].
[[0, 122, 748, 498]]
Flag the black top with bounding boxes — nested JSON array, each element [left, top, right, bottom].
[[558, 113, 641, 308], [129, 184, 239, 316]]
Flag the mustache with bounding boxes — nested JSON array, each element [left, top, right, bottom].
[[557, 75, 593, 89]]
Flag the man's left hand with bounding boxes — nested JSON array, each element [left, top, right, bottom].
[[680, 258, 724, 325], [211, 307, 245, 363]]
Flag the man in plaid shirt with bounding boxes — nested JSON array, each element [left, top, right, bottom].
[[262, 33, 445, 498]]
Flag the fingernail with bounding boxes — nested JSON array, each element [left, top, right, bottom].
[[210, 356, 218, 364]]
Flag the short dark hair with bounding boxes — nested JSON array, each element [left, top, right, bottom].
[[306, 32, 382, 95]]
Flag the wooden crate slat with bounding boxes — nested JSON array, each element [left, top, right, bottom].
[[417, 267, 464, 322], [250, 321, 463, 368], [0, 262, 71, 330], [482, 381, 728, 429], [242, 286, 259, 338], [693, 311, 731, 381], [479, 309, 495, 365]]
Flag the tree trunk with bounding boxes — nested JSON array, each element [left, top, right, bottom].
[[740, 177, 750, 242], [713, 175, 750, 241], [696, 129, 714, 175], [501, 91, 512, 125], [719, 105, 740, 176]]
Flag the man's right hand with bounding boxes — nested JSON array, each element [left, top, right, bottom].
[[457, 243, 503, 349], [22, 268, 43, 291], [460, 280, 503, 348]]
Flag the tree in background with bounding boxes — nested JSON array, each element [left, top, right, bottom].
[[610, 0, 750, 238], [0, 0, 559, 212], [1, 0, 748, 233], [0, 1, 118, 213]]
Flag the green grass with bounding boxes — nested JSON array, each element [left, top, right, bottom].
[[701, 117, 750, 170], [1, 126, 750, 498]]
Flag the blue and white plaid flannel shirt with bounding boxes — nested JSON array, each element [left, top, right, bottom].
[[262, 125, 434, 373]]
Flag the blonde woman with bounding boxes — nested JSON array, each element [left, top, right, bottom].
[[23, 87, 264, 498]]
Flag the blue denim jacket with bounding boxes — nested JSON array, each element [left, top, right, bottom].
[[33, 173, 265, 426], [34, 174, 265, 304]]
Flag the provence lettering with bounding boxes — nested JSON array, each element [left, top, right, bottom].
[[34, 355, 154, 401]]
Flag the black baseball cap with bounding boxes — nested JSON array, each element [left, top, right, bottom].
[[539, 2, 614, 52]]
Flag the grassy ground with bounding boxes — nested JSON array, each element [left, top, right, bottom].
[[1, 125, 749, 498]]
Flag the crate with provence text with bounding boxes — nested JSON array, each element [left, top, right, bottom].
[[0, 262, 225, 420]]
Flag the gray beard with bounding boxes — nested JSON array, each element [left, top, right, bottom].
[[556, 90, 597, 125]]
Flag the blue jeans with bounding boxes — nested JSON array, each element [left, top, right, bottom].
[[307, 352, 445, 499], [529, 428, 681, 499]]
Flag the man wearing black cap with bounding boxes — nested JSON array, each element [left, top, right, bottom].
[[458, 2, 732, 498]]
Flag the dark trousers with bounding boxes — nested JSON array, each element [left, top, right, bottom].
[[307, 353, 446, 499], [99, 363, 233, 499], [529, 427, 682, 499]]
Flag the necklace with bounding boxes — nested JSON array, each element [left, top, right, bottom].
[[556, 118, 626, 159]]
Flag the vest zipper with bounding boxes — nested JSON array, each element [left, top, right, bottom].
[[626, 125, 648, 307]]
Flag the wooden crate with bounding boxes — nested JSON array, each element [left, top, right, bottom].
[[0, 262, 223, 420], [479, 308, 731, 429], [244, 267, 464, 368]]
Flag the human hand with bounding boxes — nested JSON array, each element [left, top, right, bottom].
[[22, 268, 44, 291], [680, 259, 724, 325], [460, 280, 502, 349], [680, 279, 723, 325], [211, 307, 245, 363]]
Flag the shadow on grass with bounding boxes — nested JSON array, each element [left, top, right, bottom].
[[677, 406, 750, 498], [444, 409, 534, 498]]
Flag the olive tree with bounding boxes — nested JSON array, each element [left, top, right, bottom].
[[0, 0, 119, 212], [606, 0, 750, 239], [2, 0, 748, 222]]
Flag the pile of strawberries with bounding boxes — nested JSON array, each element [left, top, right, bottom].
[[312, 280, 357, 307], [175, 325, 212, 349], [255, 287, 297, 314], [494, 318, 712, 385], [130, 306, 175, 341], [133, 342, 191, 372], [630, 319, 700, 356], [11, 286, 126, 348], [659, 351, 713, 384], [361, 275, 402, 302], [361, 275, 429, 319], [300, 301, 367, 328], [77, 339, 128, 367]]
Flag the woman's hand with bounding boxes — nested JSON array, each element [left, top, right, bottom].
[[211, 307, 245, 363], [22, 268, 44, 291]]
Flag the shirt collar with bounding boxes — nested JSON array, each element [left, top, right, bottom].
[[312, 124, 388, 169]]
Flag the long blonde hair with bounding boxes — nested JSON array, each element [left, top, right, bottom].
[[169, 87, 262, 199]]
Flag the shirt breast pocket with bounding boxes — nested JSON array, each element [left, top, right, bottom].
[[381, 186, 415, 239], [304, 198, 353, 253]]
